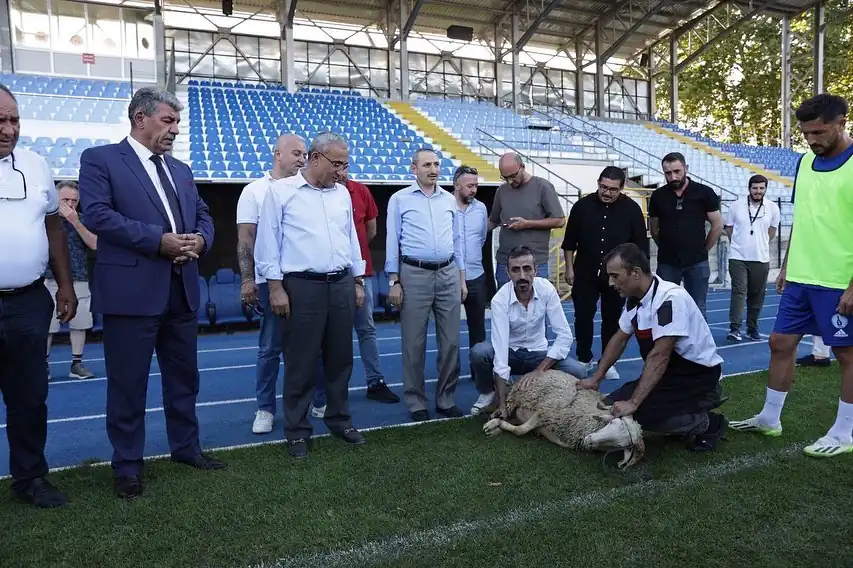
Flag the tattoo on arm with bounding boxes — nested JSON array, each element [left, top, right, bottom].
[[237, 241, 255, 281]]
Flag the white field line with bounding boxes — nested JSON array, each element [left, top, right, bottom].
[[244, 443, 805, 568], [46, 299, 781, 366]]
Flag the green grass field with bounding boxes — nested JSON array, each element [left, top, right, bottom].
[[2, 366, 852, 568]]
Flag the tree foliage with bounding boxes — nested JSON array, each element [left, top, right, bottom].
[[653, 1, 853, 150]]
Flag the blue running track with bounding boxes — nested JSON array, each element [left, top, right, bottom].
[[0, 286, 814, 477]]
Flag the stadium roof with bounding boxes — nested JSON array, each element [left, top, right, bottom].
[[173, 0, 820, 64]]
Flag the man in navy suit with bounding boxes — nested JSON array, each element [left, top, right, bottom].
[[78, 87, 225, 500]]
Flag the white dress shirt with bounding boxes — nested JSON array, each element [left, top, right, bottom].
[[724, 197, 780, 264], [489, 277, 574, 381], [126, 135, 179, 232], [0, 148, 58, 289], [254, 170, 365, 280], [618, 275, 724, 368], [236, 172, 275, 284]]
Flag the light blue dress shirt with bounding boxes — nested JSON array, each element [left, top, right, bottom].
[[254, 171, 365, 280], [385, 184, 465, 274], [456, 198, 488, 280]]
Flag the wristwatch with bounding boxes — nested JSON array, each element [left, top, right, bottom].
[[354, 277, 364, 286], [389, 279, 400, 287]]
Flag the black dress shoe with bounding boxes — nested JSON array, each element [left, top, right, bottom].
[[331, 427, 366, 445], [436, 405, 464, 418], [366, 381, 401, 403], [287, 438, 308, 458], [411, 410, 429, 422], [172, 453, 227, 470], [114, 475, 143, 500], [689, 413, 729, 452], [13, 477, 68, 508]]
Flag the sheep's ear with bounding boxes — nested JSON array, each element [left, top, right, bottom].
[[595, 414, 614, 424]]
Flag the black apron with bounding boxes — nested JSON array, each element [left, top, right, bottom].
[[608, 279, 722, 425]]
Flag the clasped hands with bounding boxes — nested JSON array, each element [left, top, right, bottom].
[[159, 233, 204, 264]]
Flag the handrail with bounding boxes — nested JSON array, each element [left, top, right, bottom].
[[529, 108, 740, 203], [475, 127, 584, 201]]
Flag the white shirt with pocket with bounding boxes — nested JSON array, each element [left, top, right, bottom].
[[725, 197, 780, 264]]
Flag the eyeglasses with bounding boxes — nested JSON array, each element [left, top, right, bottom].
[[454, 166, 478, 182], [0, 153, 28, 202], [316, 151, 349, 171]]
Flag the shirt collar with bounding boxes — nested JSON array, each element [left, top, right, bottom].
[[290, 170, 340, 192], [126, 135, 159, 163], [627, 275, 660, 310], [407, 183, 444, 197], [509, 278, 540, 306], [0, 152, 13, 164]]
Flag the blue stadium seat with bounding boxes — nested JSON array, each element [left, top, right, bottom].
[[207, 269, 251, 325], [197, 276, 212, 327]]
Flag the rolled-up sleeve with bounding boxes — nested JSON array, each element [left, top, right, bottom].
[[384, 193, 401, 273], [254, 186, 283, 281], [545, 285, 573, 361], [489, 292, 511, 381]]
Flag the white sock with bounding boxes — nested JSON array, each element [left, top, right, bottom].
[[826, 399, 853, 443], [758, 387, 787, 426]]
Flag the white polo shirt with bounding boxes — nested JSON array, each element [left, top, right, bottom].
[[618, 276, 724, 368], [0, 148, 58, 289], [724, 197, 780, 264], [236, 173, 274, 284]]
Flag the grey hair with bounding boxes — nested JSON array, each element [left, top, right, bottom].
[[309, 131, 347, 156], [127, 87, 183, 124], [0, 83, 17, 102]]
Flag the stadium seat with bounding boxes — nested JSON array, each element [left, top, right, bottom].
[[207, 268, 252, 325], [197, 276, 212, 327]]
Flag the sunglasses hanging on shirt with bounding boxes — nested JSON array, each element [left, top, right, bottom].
[[0, 153, 28, 201]]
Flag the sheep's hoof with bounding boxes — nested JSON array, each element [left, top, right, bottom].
[[483, 418, 502, 437]]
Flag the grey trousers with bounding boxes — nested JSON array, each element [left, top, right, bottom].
[[399, 262, 461, 413], [280, 274, 355, 440], [728, 259, 770, 332]]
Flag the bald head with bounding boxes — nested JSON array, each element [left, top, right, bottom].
[[498, 152, 528, 187], [274, 134, 307, 178]]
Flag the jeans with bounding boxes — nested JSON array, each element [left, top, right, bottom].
[[255, 282, 284, 413], [469, 342, 589, 394], [495, 262, 549, 289], [313, 278, 383, 408], [657, 260, 710, 319]]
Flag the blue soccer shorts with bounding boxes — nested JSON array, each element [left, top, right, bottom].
[[773, 282, 853, 347]]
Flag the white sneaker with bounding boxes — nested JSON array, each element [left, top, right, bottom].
[[252, 410, 274, 434], [311, 404, 326, 418], [470, 393, 496, 416], [604, 366, 620, 380], [804, 435, 853, 458]]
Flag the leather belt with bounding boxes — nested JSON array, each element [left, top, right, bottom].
[[285, 269, 350, 282], [0, 277, 45, 297], [401, 256, 454, 270]]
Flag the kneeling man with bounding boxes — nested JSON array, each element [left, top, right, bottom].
[[580, 243, 727, 451], [469, 245, 588, 416]]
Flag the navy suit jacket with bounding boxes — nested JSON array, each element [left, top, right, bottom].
[[78, 138, 215, 316]]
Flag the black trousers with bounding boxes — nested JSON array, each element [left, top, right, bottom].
[[280, 274, 355, 440], [462, 274, 487, 348], [0, 281, 54, 489], [571, 269, 625, 364]]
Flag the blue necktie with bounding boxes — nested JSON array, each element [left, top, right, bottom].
[[150, 155, 184, 233]]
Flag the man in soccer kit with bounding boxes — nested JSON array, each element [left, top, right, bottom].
[[730, 94, 853, 457]]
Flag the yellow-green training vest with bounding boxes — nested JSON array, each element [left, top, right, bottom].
[[786, 151, 853, 289]]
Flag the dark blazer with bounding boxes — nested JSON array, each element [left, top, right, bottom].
[[78, 138, 214, 316]]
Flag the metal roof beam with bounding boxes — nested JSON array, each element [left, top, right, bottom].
[[582, 0, 671, 69], [514, 0, 563, 51], [389, 0, 426, 48]]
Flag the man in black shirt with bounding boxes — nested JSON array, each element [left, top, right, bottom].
[[562, 166, 648, 379], [648, 152, 723, 319]]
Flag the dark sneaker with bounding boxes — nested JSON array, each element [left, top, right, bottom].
[[746, 328, 762, 341], [13, 477, 69, 508], [366, 381, 400, 403], [689, 413, 728, 452], [69, 362, 95, 379], [796, 354, 831, 367], [727, 328, 742, 342]]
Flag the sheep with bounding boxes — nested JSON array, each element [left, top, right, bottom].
[[482, 369, 645, 469]]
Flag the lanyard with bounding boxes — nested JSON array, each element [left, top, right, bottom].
[[747, 200, 764, 235]]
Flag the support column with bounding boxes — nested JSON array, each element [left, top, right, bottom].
[[575, 40, 584, 116], [647, 48, 655, 119], [781, 16, 791, 148], [153, 2, 166, 88], [813, 1, 824, 94], [510, 8, 520, 111], [669, 34, 678, 123], [594, 19, 605, 117], [399, 0, 409, 101], [279, 0, 296, 92], [0, 0, 14, 73], [494, 24, 502, 106]]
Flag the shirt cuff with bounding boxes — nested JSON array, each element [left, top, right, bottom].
[[257, 263, 283, 281]]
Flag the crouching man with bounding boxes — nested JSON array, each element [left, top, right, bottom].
[[469, 245, 589, 416], [579, 243, 728, 451]]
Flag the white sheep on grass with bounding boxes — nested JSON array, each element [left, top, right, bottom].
[[482, 369, 645, 469]]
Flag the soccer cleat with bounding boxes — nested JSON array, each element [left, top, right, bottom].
[[728, 415, 783, 437], [803, 436, 853, 458]]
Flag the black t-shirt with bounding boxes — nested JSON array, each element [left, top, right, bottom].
[[648, 179, 720, 267]]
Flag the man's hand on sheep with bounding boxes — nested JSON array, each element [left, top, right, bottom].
[[578, 377, 601, 390], [611, 399, 638, 418], [515, 370, 543, 391]]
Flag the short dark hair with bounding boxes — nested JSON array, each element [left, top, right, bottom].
[[453, 165, 478, 182], [507, 245, 535, 264], [412, 147, 438, 165], [748, 174, 768, 188], [0, 83, 17, 103], [602, 243, 651, 276], [56, 180, 79, 191], [795, 94, 848, 123], [661, 152, 686, 167], [598, 166, 626, 188]]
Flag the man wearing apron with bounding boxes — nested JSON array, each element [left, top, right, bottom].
[[580, 243, 728, 452]]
